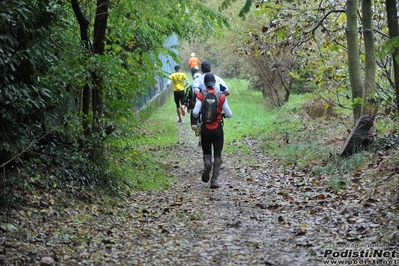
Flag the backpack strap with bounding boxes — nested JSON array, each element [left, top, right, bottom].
[[217, 94, 226, 122], [218, 94, 226, 105], [197, 92, 204, 101]]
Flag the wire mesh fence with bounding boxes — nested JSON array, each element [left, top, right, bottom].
[[134, 35, 178, 111]]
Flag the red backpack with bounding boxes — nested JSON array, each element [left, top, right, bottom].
[[200, 91, 225, 124]]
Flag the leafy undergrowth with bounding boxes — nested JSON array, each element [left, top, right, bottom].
[[1, 110, 399, 265]]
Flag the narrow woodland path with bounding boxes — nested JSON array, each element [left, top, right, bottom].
[[1, 115, 398, 265], [145, 118, 321, 265], [138, 118, 321, 266], [134, 116, 398, 265]]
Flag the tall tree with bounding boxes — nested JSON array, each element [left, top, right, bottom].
[[71, 0, 109, 135], [361, 0, 376, 115], [71, 0, 91, 134], [91, 0, 109, 132], [385, 0, 399, 112], [346, 0, 363, 121]]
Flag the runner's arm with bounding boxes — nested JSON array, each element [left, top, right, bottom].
[[219, 80, 231, 96], [193, 78, 201, 94], [222, 99, 232, 118], [184, 78, 189, 87], [164, 80, 172, 90], [192, 98, 202, 118]]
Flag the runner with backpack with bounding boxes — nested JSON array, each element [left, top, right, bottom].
[[192, 73, 233, 189], [192, 60, 231, 146]]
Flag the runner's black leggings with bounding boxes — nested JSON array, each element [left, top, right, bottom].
[[201, 123, 223, 159], [174, 90, 185, 108]]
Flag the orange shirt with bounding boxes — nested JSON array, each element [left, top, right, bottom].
[[188, 57, 201, 68]]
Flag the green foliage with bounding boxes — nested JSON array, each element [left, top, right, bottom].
[[378, 36, 399, 61], [0, 0, 232, 206], [134, 98, 179, 146], [99, 89, 186, 192], [329, 177, 347, 190], [179, 0, 249, 77], [289, 75, 317, 95], [367, 135, 399, 152], [0, 0, 60, 160], [108, 0, 228, 55], [203, 0, 396, 118], [373, 82, 398, 118], [218, 77, 356, 189], [337, 153, 366, 176], [6, 0, 398, 208], [375, 116, 398, 135], [16, 133, 106, 185], [221, 79, 272, 149], [220, 0, 252, 18], [351, 97, 364, 109], [107, 144, 173, 191]]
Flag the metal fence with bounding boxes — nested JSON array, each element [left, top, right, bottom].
[[135, 35, 178, 111]]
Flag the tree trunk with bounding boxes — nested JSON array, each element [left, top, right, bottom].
[[385, 0, 399, 112], [71, 0, 109, 135], [361, 0, 375, 115], [346, 0, 363, 122], [92, 0, 109, 132], [71, 0, 91, 135]]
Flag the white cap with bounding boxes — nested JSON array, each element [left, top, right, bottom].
[[191, 53, 195, 57]]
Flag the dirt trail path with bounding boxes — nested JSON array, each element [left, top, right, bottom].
[[142, 119, 322, 265], [2, 116, 398, 265], [133, 117, 397, 265]]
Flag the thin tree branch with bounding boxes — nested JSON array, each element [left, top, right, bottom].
[[0, 130, 56, 169]]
